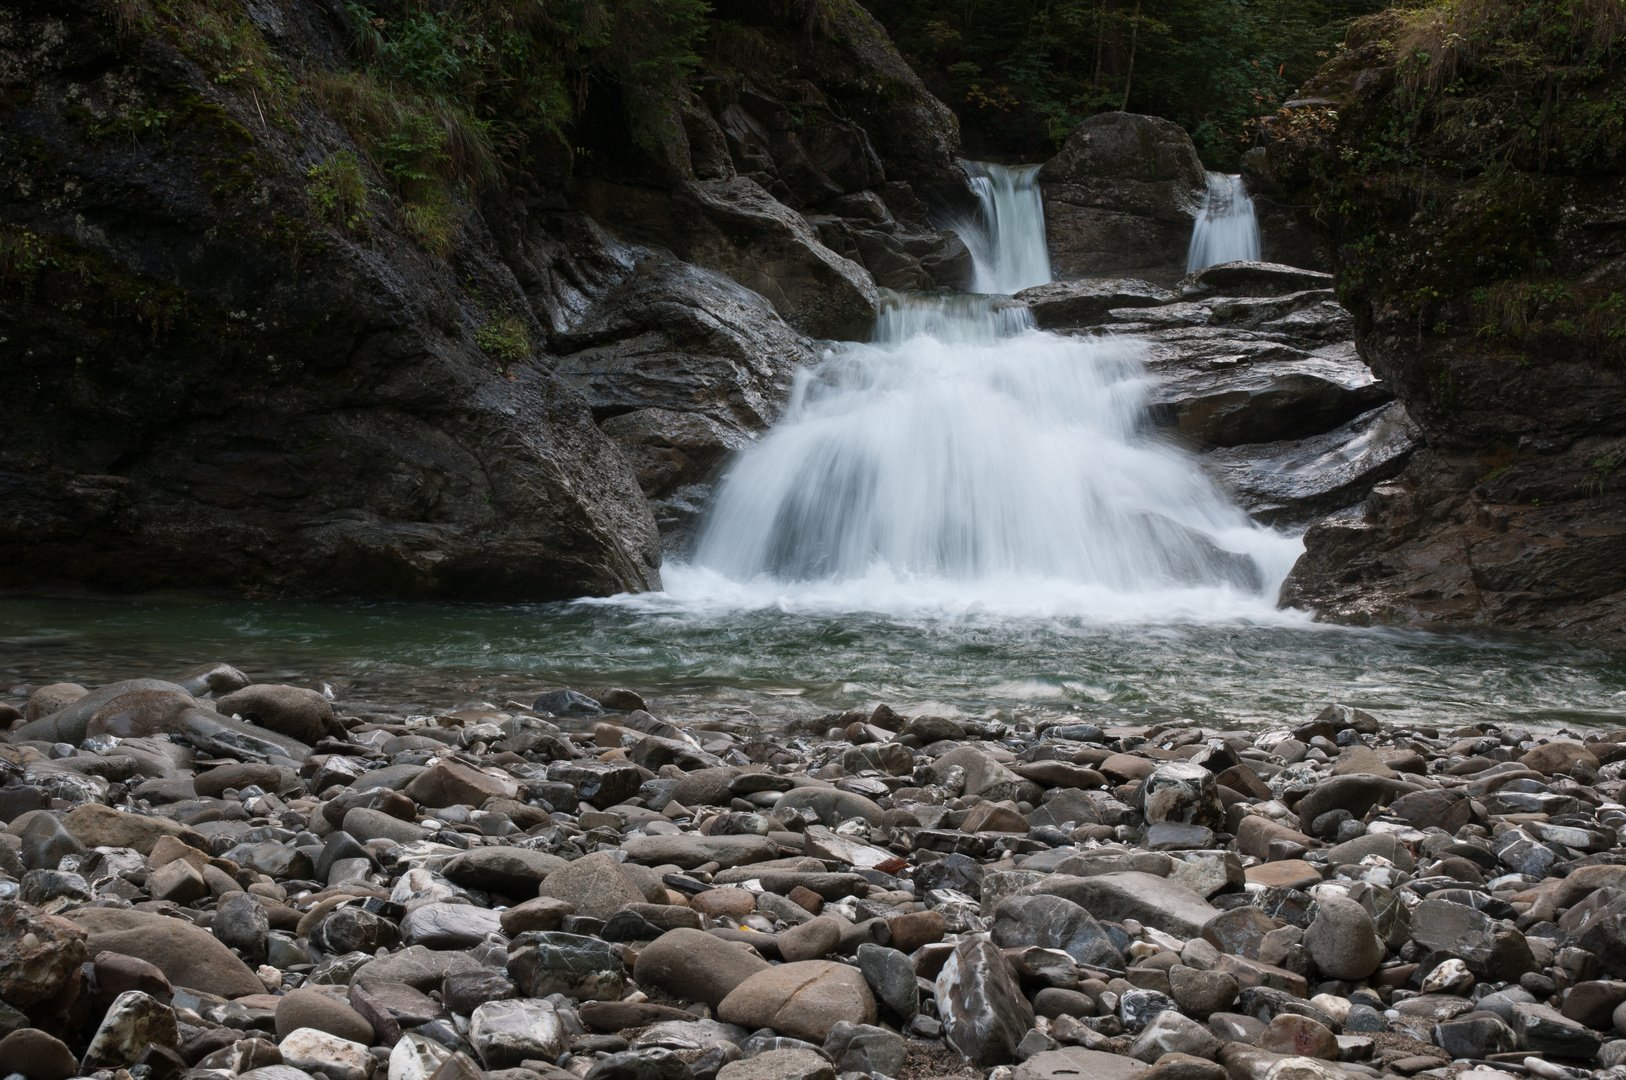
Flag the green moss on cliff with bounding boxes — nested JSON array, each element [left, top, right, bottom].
[[1266, 0, 1626, 362], [0, 224, 204, 344]]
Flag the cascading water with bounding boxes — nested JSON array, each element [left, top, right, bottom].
[[681, 162, 1300, 617], [1186, 172, 1261, 273], [962, 162, 1052, 294]]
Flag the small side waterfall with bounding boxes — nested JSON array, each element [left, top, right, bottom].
[[962, 163, 1052, 294], [1186, 172, 1261, 273], [685, 161, 1298, 615]]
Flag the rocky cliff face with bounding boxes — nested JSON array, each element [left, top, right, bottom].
[[1258, 6, 1626, 632], [0, 0, 967, 596], [571, 1, 972, 340]]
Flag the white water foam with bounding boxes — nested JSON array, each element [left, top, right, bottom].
[[1187, 172, 1262, 272]]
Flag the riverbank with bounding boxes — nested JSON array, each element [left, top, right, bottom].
[[3, 668, 1626, 1080]]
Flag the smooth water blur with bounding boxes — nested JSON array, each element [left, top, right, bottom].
[[1187, 172, 1262, 273], [1, 594, 1623, 733], [693, 320, 1301, 589], [962, 163, 1052, 294]]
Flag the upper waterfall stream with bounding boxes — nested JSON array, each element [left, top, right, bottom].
[[680, 163, 1299, 619], [1187, 172, 1262, 272]]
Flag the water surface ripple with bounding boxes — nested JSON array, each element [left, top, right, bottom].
[[1, 593, 1620, 733]]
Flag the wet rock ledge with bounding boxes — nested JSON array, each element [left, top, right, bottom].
[[2, 670, 1626, 1080]]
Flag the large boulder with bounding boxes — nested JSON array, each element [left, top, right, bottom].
[[67, 909, 264, 998], [552, 254, 817, 546], [1037, 113, 1207, 285], [213, 685, 335, 744], [9, 679, 191, 746], [1144, 344, 1395, 450], [0, 4, 669, 604], [634, 928, 772, 1009], [716, 960, 877, 1042]]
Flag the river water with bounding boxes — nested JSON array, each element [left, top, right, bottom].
[[4, 166, 1623, 732]]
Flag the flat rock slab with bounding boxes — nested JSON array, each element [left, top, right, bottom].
[[1016, 1047, 1150, 1080], [620, 834, 780, 869], [1014, 279, 1176, 329], [1205, 401, 1420, 525], [1144, 347, 1391, 449], [1026, 871, 1217, 938]]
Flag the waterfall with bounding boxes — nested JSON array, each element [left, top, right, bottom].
[[684, 162, 1298, 616], [962, 163, 1053, 294], [1186, 172, 1261, 273]]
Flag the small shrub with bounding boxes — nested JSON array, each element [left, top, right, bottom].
[[400, 193, 457, 258], [476, 313, 530, 369], [307, 151, 369, 234], [0, 227, 58, 298]]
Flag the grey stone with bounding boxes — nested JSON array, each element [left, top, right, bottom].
[[856, 943, 919, 1021], [469, 999, 566, 1069], [935, 936, 1035, 1066], [993, 894, 1123, 969], [1304, 895, 1382, 980], [823, 1021, 905, 1076], [1129, 1010, 1222, 1062], [83, 990, 180, 1067], [214, 891, 271, 965], [400, 903, 504, 950], [438, 847, 566, 896], [1029, 872, 1217, 938], [507, 931, 625, 1001], [620, 834, 779, 870]]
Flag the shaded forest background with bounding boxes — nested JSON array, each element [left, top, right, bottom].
[[866, 0, 1388, 165], [317, 0, 1388, 215]]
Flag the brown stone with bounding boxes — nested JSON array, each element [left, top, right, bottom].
[[67, 909, 263, 999], [403, 760, 518, 808], [776, 917, 843, 962], [692, 888, 759, 919], [961, 800, 1029, 834], [634, 927, 772, 1009], [0, 900, 89, 1007], [717, 960, 877, 1042], [1244, 860, 1322, 891], [885, 910, 945, 952], [1521, 740, 1600, 776], [499, 897, 575, 936], [61, 803, 202, 856], [275, 987, 375, 1043], [0, 1027, 78, 1080], [94, 951, 173, 998], [1258, 1013, 1337, 1058], [1235, 815, 1318, 859], [1100, 755, 1157, 783], [787, 886, 825, 915], [194, 762, 284, 799]]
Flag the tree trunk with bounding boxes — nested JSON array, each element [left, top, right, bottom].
[[1119, 0, 1141, 110]]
